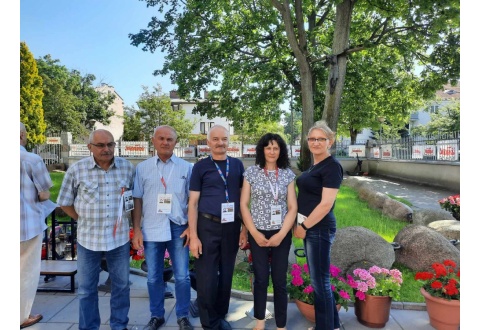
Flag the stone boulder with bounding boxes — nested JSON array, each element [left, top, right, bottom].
[[341, 176, 364, 189], [357, 185, 376, 202], [47, 163, 67, 172], [367, 191, 389, 210], [393, 224, 460, 272], [428, 220, 460, 248], [382, 198, 413, 222], [411, 209, 456, 226], [331, 226, 395, 276]]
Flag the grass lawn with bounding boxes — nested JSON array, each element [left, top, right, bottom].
[[48, 171, 425, 302]]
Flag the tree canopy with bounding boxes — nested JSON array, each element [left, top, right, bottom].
[[35, 55, 115, 142], [123, 84, 195, 142], [130, 0, 459, 169], [20, 41, 46, 148]]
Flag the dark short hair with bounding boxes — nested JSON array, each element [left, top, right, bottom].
[[255, 133, 290, 169]]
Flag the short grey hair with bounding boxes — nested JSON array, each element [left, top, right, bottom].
[[20, 122, 26, 132], [154, 125, 178, 140], [307, 120, 335, 140], [207, 125, 229, 140]]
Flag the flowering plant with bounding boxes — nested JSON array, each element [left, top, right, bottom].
[[330, 265, 355, 311], [287, 263, 314, 305], [163, 250, 172, 268], [351, 265, 403, 301], [414, 259, 460, 301], [439, 194, 460, 220]]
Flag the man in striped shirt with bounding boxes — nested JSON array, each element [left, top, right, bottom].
[[57, 129, 135, 330]]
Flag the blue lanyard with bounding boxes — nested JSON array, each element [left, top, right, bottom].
[[210, 155, 230, 202]]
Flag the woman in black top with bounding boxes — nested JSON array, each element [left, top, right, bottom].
[[294, 120, 344, 330]]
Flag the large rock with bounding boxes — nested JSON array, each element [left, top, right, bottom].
[[367, 191, 389, 210], [331, 226, 395, 276], [382, 198, 413, 222], [428, 220, 460, 247], [393, 224, 460, 272], [411, 209, 456, 226]]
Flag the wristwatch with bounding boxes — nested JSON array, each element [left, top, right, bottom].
[[300, 222, 309, 231]]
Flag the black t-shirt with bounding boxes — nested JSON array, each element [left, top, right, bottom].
[[190, 156, 245, 218], [296, 156, 343, 228]]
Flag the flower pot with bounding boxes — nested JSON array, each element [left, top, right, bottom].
[[294, 299, 315, 323], [354, 294, 392, 328], [294, 300, 341, 323], [420, 287, 460, 330]]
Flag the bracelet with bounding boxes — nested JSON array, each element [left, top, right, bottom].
[[300, 222, 309, 231]]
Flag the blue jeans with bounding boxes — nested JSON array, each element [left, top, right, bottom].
[[304, 227, 339, 330], [143, 222, 190, 319], [77, 242, 130, 330]]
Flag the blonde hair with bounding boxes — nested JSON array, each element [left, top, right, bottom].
[[307, 120, 335, 140]]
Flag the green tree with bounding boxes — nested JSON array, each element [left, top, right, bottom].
[[129, 0, 459, 169], [36, 55, 115, 141], [20, 41, 46, 148], [132, 84, 195, 140], [122, 106, 145, 141], [410, 101, 460, 136]]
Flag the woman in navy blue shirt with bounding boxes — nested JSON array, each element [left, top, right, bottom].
[[294, 120, 343, 330]]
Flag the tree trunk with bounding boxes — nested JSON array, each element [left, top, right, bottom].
[[322, 0, 355, 134]]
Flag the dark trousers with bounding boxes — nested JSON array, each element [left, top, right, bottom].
[[195, 213, 241, 329], [249, 229, 292, 328]]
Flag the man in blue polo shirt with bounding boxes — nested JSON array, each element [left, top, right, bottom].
[[188, 125, 248, 330]]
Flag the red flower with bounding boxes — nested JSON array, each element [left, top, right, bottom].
[[415, 259, 460, 301]]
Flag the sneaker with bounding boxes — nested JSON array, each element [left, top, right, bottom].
[[143, 316, 165, 330], [177, 316, 193, 330]]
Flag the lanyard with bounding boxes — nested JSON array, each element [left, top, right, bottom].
[[159, 161, 174, 193], [210, 155, 230, 202], [263, 167, 279, 203]]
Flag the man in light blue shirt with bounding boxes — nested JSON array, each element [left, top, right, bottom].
[[132, 125, 193, 330]]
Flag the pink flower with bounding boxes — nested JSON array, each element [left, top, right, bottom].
[[292, 276, 304, 287], [303, 285, 314, 294]]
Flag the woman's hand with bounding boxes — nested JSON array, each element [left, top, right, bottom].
[[293, 225, 306, 239]]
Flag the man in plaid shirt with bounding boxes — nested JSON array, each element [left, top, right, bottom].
[[57, 129, 135, 330]]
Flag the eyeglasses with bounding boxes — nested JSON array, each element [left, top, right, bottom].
[[307, 137, 328, 143], [90, 142, 116, 148]]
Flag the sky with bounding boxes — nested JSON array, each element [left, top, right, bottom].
[[19, 0, 176, 108]]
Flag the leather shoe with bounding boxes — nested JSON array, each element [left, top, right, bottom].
[[20, 314, 43, 329], [219, 318, 232, 330]]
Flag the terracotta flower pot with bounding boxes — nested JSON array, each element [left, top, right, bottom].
[[354, 294, 392, 328], [294, 299, 315, 323], [420, 287, 460, 330], [294, 299, 341, 323]]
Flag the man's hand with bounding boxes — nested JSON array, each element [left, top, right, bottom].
[[180, 227, 190, 247], [239, 229, 248, 250], [132, 230, 144, 251], [189, 237, 202, 258]]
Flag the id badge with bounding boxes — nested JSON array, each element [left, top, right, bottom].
[[123, 190, 134, 212], [221, 202, 235, 223], [270, 204, 282, 226], [157, 193, 173, 214]]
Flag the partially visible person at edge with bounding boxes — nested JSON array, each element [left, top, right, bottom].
[[20, 122, 54, 329], [57, 129, 135, 330], [294, 121, 344, 330], [188, 125, 248, 330], [240, 133, 297, 330], [131, 125, 193, 330]]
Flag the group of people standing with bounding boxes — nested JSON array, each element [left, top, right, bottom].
[[20, 119, 343, 330]]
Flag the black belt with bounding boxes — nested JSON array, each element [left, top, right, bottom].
[[199, 212, 221, 223]]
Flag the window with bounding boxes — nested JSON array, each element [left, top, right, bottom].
[[429, 105, 439, 114], [209, 122, 215, 129], [200, 122, 206, 134]]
